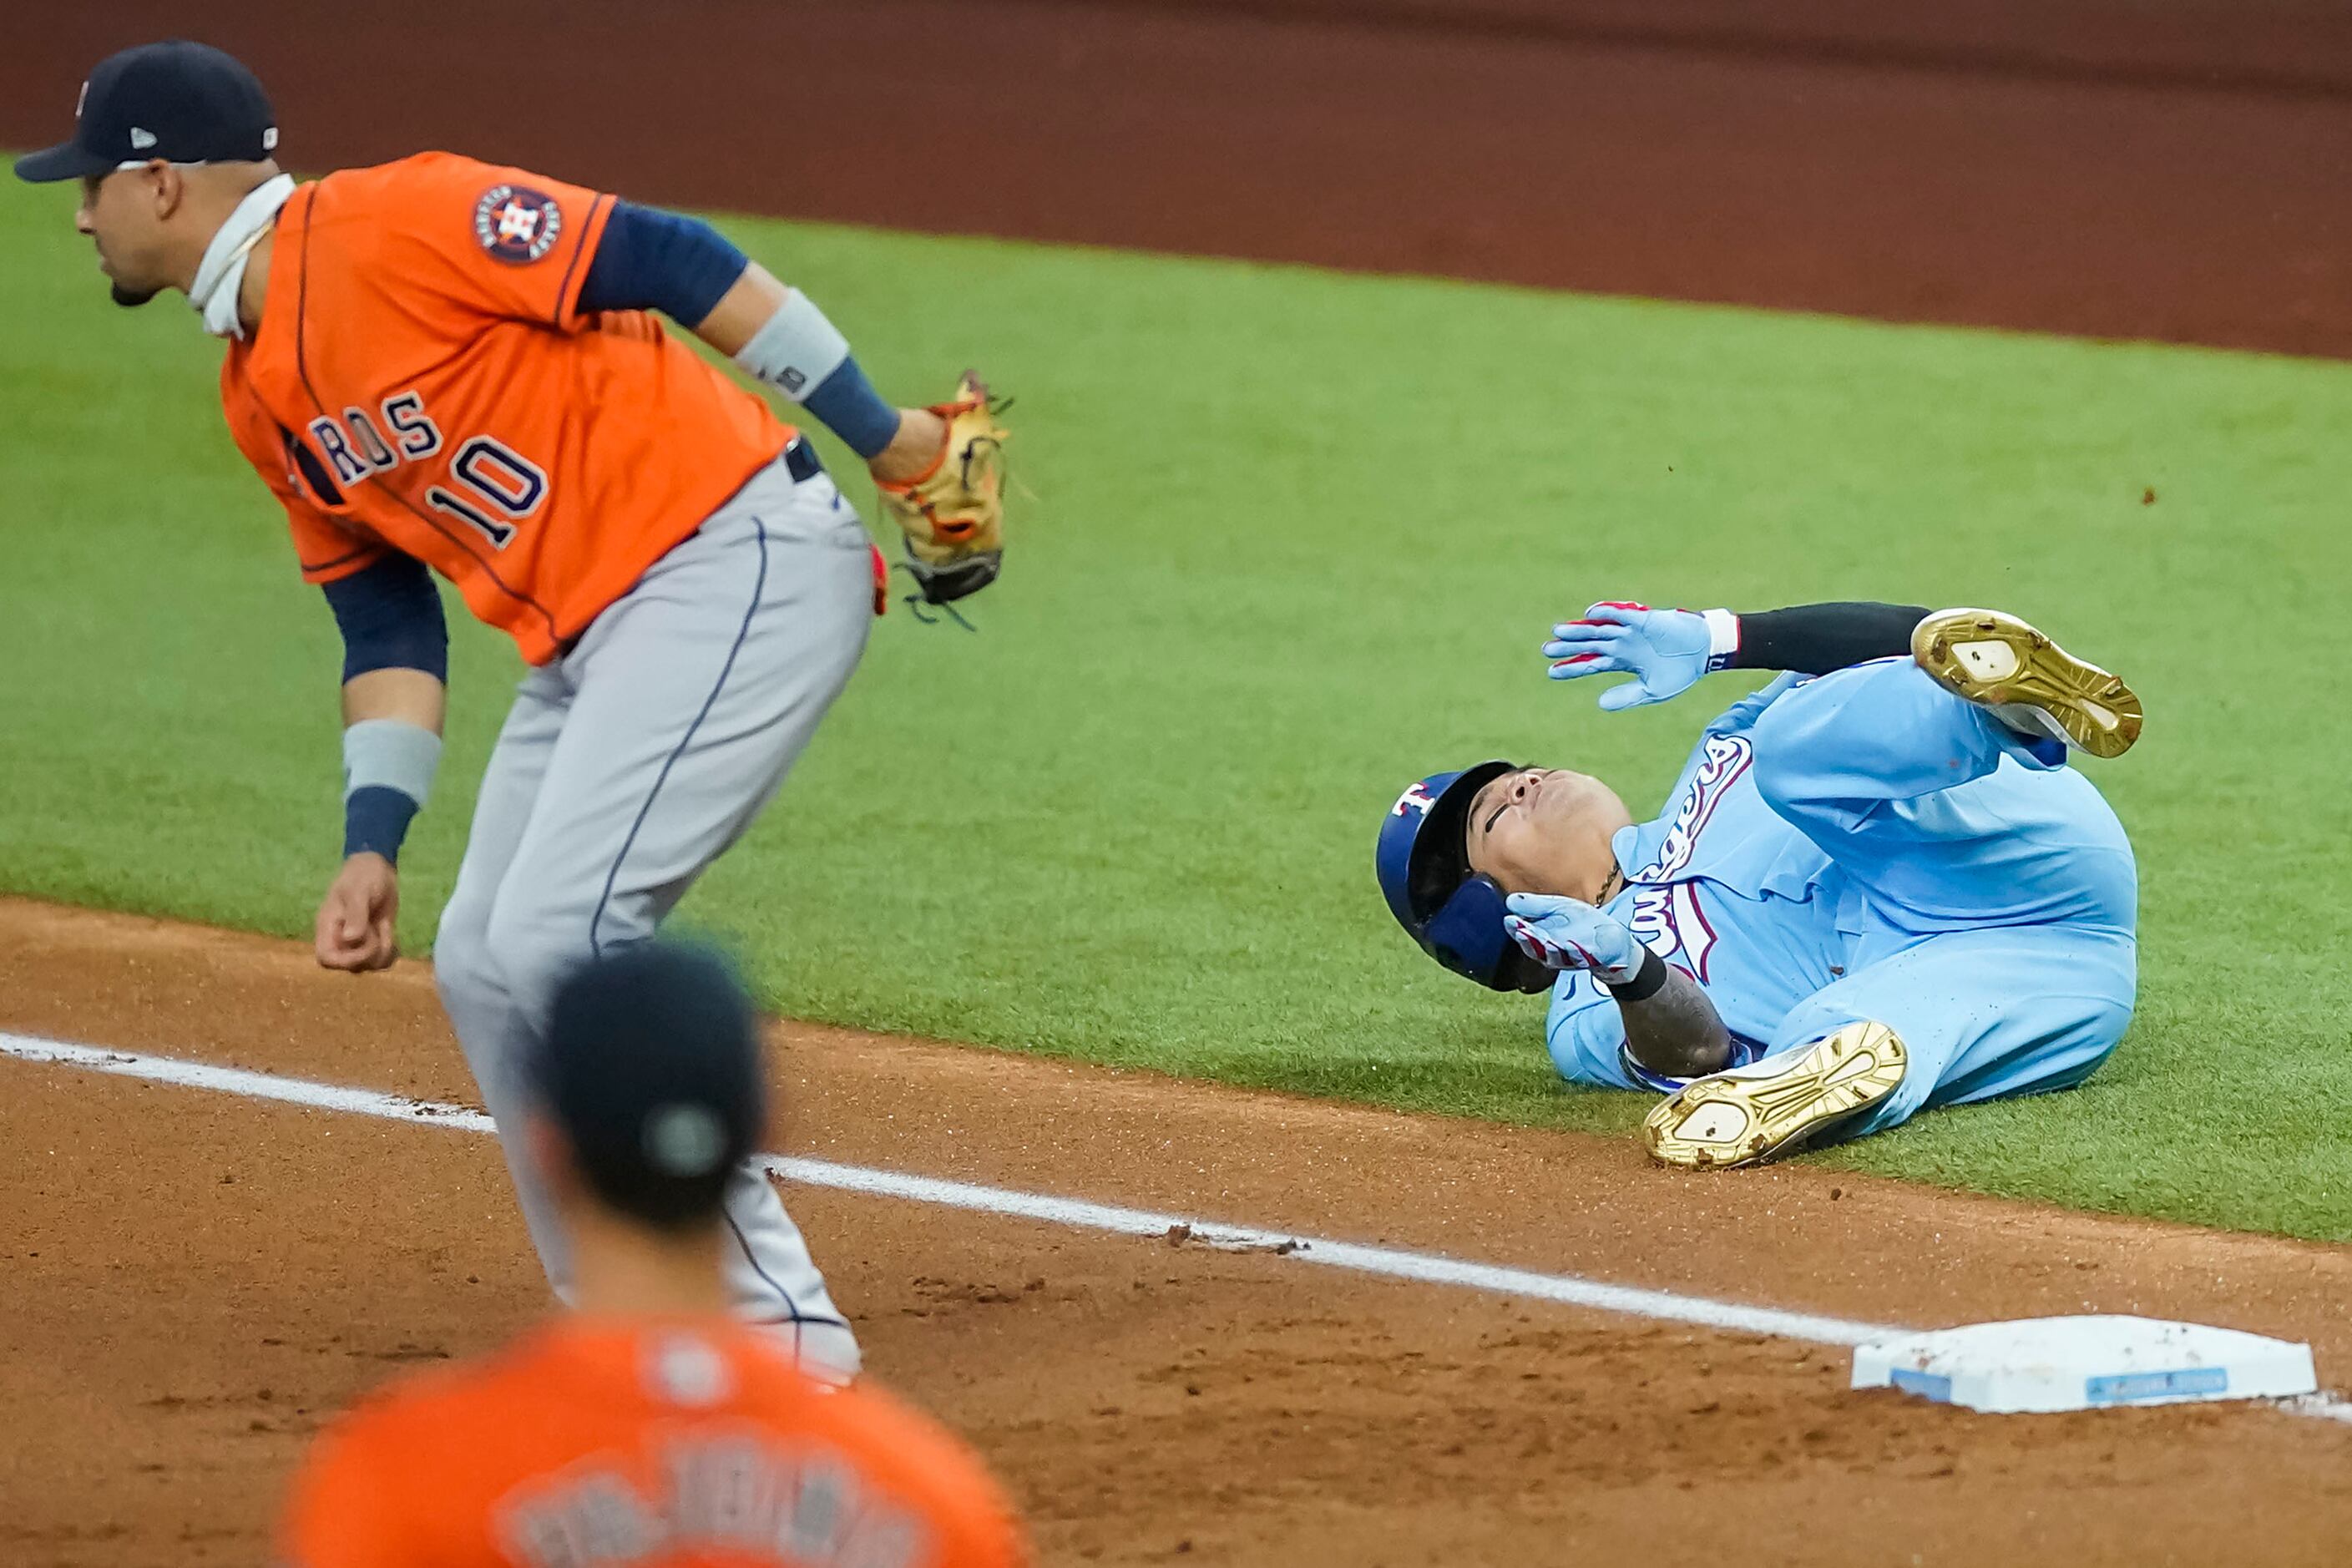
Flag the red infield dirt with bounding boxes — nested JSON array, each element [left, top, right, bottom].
[[7, 899, 2352, 1565], [7, 1, 2351, 357]]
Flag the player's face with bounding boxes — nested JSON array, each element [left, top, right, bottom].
[[1462, 766, 1634, 903], [76, 166, 172, 307]]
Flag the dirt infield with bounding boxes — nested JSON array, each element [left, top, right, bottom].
[[8, 1, 2350, 357], [8, 898, 2352, 1565]]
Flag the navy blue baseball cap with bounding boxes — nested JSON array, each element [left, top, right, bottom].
[[533, 943, 768, 1232], [13, 42, 277, 185], [1375, 761, 1553, 994]]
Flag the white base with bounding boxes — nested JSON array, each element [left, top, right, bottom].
[[1852, 1315, 2317, 1414]]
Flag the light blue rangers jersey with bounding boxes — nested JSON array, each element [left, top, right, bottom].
[[1545, 675, 1854, 1090]]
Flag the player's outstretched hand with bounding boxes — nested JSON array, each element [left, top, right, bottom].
[[1503, 893, 1647, 986], [315, 853, 401, 973], [1542, 601, 1711, 711], [872, 372, 1009, 610]]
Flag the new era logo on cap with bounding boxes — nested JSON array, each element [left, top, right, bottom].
[[13, 41, 278, 185]]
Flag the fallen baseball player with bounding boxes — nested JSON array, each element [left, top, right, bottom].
[[1378, 603, 2142, 1168]]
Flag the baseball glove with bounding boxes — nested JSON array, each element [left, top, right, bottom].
[[874, 372, 1009, 608]]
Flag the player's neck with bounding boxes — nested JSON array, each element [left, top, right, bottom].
[[236, 229, 272, 336], [564, 1211, 738, 1317]]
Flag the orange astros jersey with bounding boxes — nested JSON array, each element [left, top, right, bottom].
[[280, 1317, 1025, 1568], [220, 152, 795, 665]]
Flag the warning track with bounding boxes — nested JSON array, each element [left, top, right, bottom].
[[5, 0, 2349, 357]]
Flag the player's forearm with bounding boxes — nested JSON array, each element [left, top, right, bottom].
[[701, 263, 938, 468], [1609, 953, 1734, 1080], [320, 557, 448, 867], [339, 669, 444, 867], [1722, 603, 1931, 675], [340, 666, 445, 733], [1546, 600, 1935, 708], [690, 262, 787, 357]]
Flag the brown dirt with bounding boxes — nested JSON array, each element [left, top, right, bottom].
[[7, 896, 2352, 1565], [8, 1, 2352, 357]]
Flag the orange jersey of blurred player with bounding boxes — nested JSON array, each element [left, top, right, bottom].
[[218, 152, 796, 664], [281, 1315, 1024, 1568]]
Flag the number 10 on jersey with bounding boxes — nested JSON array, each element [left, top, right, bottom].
[[427, 437, 548, 549], [307, 393, 549, 553]]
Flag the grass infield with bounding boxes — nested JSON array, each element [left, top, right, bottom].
[[3, 175, 2349, 1237]]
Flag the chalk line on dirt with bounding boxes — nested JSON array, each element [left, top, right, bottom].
[[0, 1031, 1888, 1343], [9, 1029, 2352, 1425]]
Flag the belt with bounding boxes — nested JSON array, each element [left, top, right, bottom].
[[784, 437, 822, 484]]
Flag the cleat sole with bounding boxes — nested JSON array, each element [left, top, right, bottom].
[[1911, 608, 2142, 760]]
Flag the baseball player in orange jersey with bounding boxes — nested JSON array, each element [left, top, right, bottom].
[[280, 943, 1027, 1568], [18, 41, 1013, 1378]]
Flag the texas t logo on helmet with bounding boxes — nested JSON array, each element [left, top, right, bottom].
[[1391, 781, 1437, 817]]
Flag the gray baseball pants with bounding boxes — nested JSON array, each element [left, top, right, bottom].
[[432, 451, 873, 1378]]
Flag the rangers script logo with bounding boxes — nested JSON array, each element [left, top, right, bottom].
[[1631, 735, 1752, 883], [1629, 883, 1721, 981], [1621, 734, 1752, 981]]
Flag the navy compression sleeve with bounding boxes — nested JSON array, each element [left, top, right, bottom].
[[321, 554, 448, 684], [578, 200, 751, 325]]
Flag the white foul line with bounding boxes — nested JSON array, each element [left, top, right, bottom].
[[2, 1030, 1889, 1345], [11, 1027, 2352, 1428]]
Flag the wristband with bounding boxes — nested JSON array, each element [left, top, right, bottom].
[[344, 787, 419, 864], [732, 290, 850, 402], [341, 719, 441, 866], [1602, 948, 1671, 1003], [802, 357, 901, 460], [1701, 608, 1741, 673]]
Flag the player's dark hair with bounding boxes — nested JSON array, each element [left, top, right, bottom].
[[534, 943, 766, 1233]]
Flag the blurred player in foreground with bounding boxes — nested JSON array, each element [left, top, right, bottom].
[[281, 943, 1025, 1568], [17, 41, 1009, 1376], [1378, 604, 2141, 1168]]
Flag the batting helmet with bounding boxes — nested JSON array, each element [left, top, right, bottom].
[[1375, 762, 1554, 994]]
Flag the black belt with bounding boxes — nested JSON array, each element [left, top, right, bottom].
[[784, 437, 822, 484]]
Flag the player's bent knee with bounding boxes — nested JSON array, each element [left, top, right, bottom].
[[1748, 699, 1915, 822], [785, 1318, 864, 1385], [1746, 721, 1832, 821], [430, 931, 505, 1011], [476, 903, 599, 1026], [1747, 745, 1804, 819], [430, 891, 503, 994], [1743, 695, 1829, 799]]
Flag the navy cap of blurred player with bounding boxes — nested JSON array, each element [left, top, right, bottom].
[[532, 943, 766, 1232]]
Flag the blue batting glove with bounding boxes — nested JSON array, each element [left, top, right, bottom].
[[1540, 601, 1726, 711], [1503, 893, 1649, 986]]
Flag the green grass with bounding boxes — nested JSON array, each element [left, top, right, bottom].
[[3, 175, 2349, 1239]]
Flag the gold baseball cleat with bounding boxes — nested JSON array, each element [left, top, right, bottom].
[[1910, 608, 2142, 759], [1642, 1021, 1909, 1170]]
